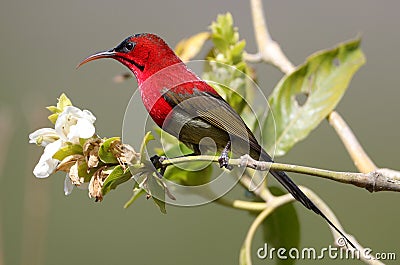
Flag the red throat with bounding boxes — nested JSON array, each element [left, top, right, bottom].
[[138, 62, 203, 127]]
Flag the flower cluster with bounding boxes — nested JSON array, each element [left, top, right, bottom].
[[29, 94, 172, 213], [29, 94, 96, 195], [29, 94, 139, 200]]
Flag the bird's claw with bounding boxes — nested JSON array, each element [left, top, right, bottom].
[[150, 155, 167, 177], [218, 141, 233, 170], [218, 155, 232, 170]]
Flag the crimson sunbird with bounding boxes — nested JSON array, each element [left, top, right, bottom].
[[78, 33, 354, 247]]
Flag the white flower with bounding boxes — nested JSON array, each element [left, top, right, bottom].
[[29, 128, 60, 147], [55, 106, 96, 144], [64, 175, 89, 196], [33, 139, 62, 178], [30, 103, 97, 195]]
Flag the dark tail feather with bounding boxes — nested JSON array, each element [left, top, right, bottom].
[[259, 150, 356, 249]]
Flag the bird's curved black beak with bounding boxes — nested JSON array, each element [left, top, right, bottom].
[[76, 49, 116, 69]]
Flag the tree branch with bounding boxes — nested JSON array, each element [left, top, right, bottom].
[[215, 196, 266, 212], [161, 155, 400, 193], [247, 0, 381, 177], [240, 193, 294, 265], [249, 0, 295, 73], [223, 2, 387, 257], [328, 111, 377, 173]]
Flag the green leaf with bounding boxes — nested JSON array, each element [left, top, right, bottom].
[[46, 106, 61, 114], [57, 93, 72, 110], [46, 93, 73, 124], [52, 143, 83, 161], [147, 175, 167, 214], [48, 113, 59, 124], [211, 36, 228, 53], [231, 40, 246, 64], [98, 137, 120, 164], [205, 13, 252, 116], [203, 66, 249, 115], [154, 128, 212, 186], [140, 132, 155, 163], [263, 38, 366, 156], [155, 127, 192, 156], [77, 161, 94, 182], [152, 197, 166, 214], [101, 165, 132, 196], [124, 188, 145, 208], [164, 162, 212, 186], [210, 13, 238, 53], [128, 163, 148, 176], [212, 14, 237, 54], [261, 187, 300, 265]]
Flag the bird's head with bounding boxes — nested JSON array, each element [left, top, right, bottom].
[[78, 33, 182, 83]]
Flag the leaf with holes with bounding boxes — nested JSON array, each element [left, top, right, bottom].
[[263, 38, 365, 156]]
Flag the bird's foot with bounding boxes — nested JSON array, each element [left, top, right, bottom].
[[150, 155, 167, 177], [218, 141, 233, 170]]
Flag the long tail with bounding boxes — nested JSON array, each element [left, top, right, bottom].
[[259, 149, 356, 249]]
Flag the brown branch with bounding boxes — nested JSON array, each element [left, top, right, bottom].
[[162, 154, 400, 193], [249, 0, 295, 73], [328, 111, 377, 173], [248, 0, 380, 181]]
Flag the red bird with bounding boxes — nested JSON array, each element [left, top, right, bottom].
[[79, 33, 354, 247]]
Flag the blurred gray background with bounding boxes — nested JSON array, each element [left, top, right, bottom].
[[1, 0, 399, 264]]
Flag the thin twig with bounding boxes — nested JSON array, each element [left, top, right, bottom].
[[161, 155, 400, 193], [240, 193, 294, 265], [245, 1, 384, 264], [250, 0, 295, 73], [214, 196, 266, 212], [239, 169, 274, 202], [328, 111, 377, 173], [248, 0, 379, 176]]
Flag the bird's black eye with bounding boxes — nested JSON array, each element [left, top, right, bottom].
[[114, 38, 136, 53], [124, 42, 134, 52]]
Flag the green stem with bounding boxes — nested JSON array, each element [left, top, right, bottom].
[[214, 197, 266, 212], [240, 194, 295, 265], [161, 155, 366, 187]]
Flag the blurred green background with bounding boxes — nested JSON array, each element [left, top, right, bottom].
[[1, 0, 399, 264]]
